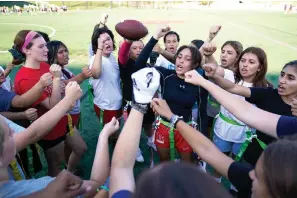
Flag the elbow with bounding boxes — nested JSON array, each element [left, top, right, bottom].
[[92, 73, 101, 79], [91, 70, 101, 79]]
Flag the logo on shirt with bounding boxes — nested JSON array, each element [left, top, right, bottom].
[[180, 85, 185, 89], [146, 72, 153, 88]]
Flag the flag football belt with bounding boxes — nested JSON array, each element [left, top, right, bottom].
[[157, 118, 194, 161], [208, 96, 220, 109], [218, 112, 267, 161]]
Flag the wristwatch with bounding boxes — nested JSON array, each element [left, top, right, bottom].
[[170, 114, 183, 128]]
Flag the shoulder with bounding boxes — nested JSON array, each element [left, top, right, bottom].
[[223, 69, 235, 82], [228, 162, 252, 193], [277, 116, 297, 137]]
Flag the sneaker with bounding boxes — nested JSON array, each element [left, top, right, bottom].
[[147, 138, 157, 152], [136, 148, 144, 163]]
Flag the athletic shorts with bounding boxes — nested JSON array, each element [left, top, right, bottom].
[[213, 133, 242, 155], [154, 123, 193, 154], [38, 135, 66, 150], [94, 104, 122, 124], [69, 113, 80, 128]]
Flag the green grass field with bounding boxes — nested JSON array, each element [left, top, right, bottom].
[[0, 8, 296, 179]]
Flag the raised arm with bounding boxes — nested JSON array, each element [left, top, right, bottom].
[[90, 37, 104, 79], [118, 40, 132, 65], [110, 108, 144, 195], [41, 64, 62, 109], [204, 64, 251, 98], [185, 70, 279, 138], [82, 118, 120, 198], [110, 67, 160, 196], [135, 25, 171, 69], [11, 73, 52, 108], [151, 98, 233, 179], [14, 82, 82, 152]]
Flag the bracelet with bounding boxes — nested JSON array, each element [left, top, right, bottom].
[[170, 114, 183, 128], [100, 185, 109, 192], [131, 102, 148, 114], [98, 48, 103, 51]]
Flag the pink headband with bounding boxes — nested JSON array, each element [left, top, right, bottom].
[[22, 31, 38, 53]]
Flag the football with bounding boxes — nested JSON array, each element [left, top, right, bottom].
[[115, 19, 148, 41]]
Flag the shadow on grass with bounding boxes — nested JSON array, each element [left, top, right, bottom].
[[1, 64, 280, 180]]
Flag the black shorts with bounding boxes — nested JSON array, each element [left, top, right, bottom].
[[38, 135, 66, 150], [124, 101, 155, 125]]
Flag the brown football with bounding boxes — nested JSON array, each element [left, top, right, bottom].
[[115, 19, 148, 41]]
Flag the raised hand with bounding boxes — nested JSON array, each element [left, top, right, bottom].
[[152, 43, 162, 53], [81, 66, 92, 79], [208, 25, 221, 41], [50, 64, 62, 78], [201, 42, 217, 57], [154, 25, 171, 40], [24, 108, 38, 121], [184, 69, 206, 86], [151, 98, 173, 120], [65, 81, 82, 102], [202, 63, 218, 78], [100, 117, 120, 138], [39, 73, 53, 88], [100, 13, 108, 25], [132, 67, 160, 104], [97, 36, 104, 51]]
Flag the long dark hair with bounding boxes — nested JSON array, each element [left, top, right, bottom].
[[282, 60, 297, 71], [234, 47, 272, 87], [134, 162, 231, 198], [91, 27, 116, 55], [47, 40, 72, 79], [47, 40, 68, 65], [174, 45, 201, 69]]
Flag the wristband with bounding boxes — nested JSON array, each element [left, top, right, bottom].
[[131, 102, 148, 114], [100, 185, 109, 192], [170, 114, 183, 128]]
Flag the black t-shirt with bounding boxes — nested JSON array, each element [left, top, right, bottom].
[[277, 115, 297, 137], [134, 37, 208, 133], [155, 67, 200, 122], [228, 162, 253, 198], [244, 87, 292, 166], [119, 58, 138, 102]]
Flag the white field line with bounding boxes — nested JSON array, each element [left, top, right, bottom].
[[228, 22, 297, 51], [0, 23, 56, 53]]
